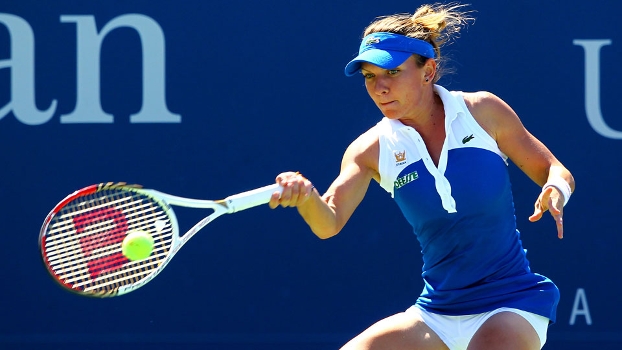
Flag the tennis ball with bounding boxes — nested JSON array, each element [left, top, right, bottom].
[[122, 230, 154, 261]]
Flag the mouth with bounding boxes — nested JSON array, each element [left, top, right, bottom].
[[379, 100, 396, 107]]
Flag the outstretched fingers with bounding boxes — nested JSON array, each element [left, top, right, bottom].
[[528, 187, 564, 239]]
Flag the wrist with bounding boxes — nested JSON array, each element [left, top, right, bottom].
[[543, 177, 572, 206]]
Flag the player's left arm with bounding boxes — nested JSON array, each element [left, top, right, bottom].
[[465, 91, 575, 238]]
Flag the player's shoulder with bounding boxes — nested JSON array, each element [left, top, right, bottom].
[[347, 125, 380, 155], [343, 124, 380, 170], [461, 90, 523, 139], [461, 91, 507, 113], [461, 90, 519, 122]]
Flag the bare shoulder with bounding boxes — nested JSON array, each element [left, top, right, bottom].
[[461, 91, 525, 141], [462, 91, 511, 112], [342, 124, 380, 182]]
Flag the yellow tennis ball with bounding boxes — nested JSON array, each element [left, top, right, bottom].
[[122, 230, 154, 261]]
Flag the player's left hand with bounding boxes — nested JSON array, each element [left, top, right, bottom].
[[528, 186, 564, 239]]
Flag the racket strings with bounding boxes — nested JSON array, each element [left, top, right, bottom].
[[45, 199, 167, 260], [42, 188, 174, 296]]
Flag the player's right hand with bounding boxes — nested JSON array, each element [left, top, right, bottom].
[[269, 171, 314, 209]]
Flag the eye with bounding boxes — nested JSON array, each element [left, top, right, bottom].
[[362, 72, 375, 79], [388, 69, 400, 75]]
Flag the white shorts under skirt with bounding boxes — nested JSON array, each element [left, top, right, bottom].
[[406, 306, 550, 350]]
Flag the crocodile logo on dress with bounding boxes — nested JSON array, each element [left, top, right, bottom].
[[462, 134, 474, 144]]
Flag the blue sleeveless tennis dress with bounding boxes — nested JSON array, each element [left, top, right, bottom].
[[376, 85, 559, 322]]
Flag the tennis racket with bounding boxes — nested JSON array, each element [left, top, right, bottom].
[[40, 182, 281, 297]]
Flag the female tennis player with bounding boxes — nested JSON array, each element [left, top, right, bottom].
[[269, 3, 575, 349]]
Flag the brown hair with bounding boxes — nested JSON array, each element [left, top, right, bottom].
[[363, 2, 474, 82]]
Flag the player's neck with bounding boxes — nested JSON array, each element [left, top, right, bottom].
[[400, 92, 444, 132]]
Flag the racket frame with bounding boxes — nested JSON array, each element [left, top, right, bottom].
[[40, 182, 281, 297]]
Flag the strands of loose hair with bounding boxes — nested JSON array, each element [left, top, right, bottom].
[[362, 2, 475, 82]]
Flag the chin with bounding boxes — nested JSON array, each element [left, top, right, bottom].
[[380, 111, 402, 120]]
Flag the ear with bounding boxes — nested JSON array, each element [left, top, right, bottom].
[[423, 59, 437, 83]]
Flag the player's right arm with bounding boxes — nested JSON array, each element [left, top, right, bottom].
[[269, 128, 380, 239]]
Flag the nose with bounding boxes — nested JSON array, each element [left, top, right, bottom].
[[373, 77, 389, 96]]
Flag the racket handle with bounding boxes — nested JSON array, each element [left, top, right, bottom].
[[224, 183, 282, 213]]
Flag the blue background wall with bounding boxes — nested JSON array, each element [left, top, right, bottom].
[[1, 0, 620, 349]]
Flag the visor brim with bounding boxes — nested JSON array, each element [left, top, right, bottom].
[[344, 50, 413, 76]]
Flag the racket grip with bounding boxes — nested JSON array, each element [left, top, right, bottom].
[[224, 183, 282, 213]]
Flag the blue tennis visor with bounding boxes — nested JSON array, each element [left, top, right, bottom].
[[344, 32, 436, 77]]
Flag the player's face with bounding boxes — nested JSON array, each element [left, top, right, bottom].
[[361, 56, 427, 120]]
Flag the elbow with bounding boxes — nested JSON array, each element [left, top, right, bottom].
[[312, 228, 340, 240]]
